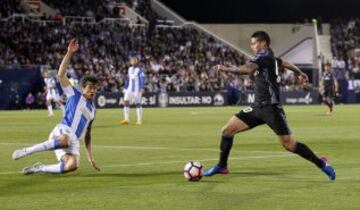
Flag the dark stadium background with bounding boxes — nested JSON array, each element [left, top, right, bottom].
[[162, 0, 360, 22]]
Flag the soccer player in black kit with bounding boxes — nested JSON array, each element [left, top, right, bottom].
[[320, 62, 339, 115], [204, 31, 336, 180]]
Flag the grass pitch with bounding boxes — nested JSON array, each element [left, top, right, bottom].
[[0, 105, 359, 210]]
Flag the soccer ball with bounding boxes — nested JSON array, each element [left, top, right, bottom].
[[183, 161, 203, 181]]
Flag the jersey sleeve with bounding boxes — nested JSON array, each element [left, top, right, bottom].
[[62, 85, 80, 97]]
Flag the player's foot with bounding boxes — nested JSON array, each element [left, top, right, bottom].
[[204, 165, 229, 176], [320, 157, 336, 181], [22, 162, 44, 175], [120, 120, 130, 125], [12, 148, 30, 160], [326, 110, 333, 115], [48, 113, 54, 117], [136, 120, 142, 125]]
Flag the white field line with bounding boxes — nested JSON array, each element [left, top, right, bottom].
[[0, 153, 294, 175], [0, 142, 288, 154]]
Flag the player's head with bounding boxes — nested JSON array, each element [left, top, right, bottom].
[[324, 62, 332, 72], [81, 76, 99, 100], [250, 31, 271, 54], [130, 56, 139, 66]]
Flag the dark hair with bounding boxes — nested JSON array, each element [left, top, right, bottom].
[[251, 31, 271, 46], [81, 75, 99, 88]]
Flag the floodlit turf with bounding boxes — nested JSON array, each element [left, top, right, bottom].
[[0, 105, 359, 210]]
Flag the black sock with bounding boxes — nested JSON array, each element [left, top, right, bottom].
[[329, 100, 334, 110], [293, 141, 324, 168], [324, 100, 330, 108], [218, 136, 234, 167]]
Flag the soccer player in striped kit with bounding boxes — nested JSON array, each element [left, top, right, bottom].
[[43, 70, 65, 117], [12, 39, 100, 175], [120, 56, 145, 125]]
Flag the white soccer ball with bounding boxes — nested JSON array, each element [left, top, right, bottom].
[[183, 161, 203, 181]]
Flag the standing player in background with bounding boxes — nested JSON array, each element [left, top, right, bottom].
[[12, 39, 100, 175], [204, 31, 336, 180], [43, 71, 65, 116], [320, 62, 339, 115], [120, 57, 145, 125]]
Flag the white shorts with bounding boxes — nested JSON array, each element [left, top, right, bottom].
[[46, 91, 60, 101], [124, 90, 142, 104], [48, 124, 80, 161]]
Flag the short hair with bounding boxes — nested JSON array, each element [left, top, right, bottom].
[[81, 75, 99, 88], [251, 31, 271, 46]]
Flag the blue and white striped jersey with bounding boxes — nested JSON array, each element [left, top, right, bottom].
[[124, 66, 145, 93], [60, 86, 96, 140], [44, 77, 58, 95]]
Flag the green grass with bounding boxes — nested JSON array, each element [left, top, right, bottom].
[[0, 105, 360, 210]]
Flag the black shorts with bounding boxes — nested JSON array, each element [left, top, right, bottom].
[[235, 105, 291, 135], [323, 89, 334, 98]]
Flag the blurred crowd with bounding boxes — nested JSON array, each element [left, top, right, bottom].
[[1, 0, 320, 100], [330, 18, 360, 80], [41, 0, 164, 23], [42, 0, 112, 21], [0, 19, 248, 94], [0, 0, 23, 19]]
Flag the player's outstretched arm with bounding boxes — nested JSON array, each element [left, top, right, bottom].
[[84, 120, 100, 171], [58, 39, 78, 88], [282, 60, 309, 84], [212, 63, 258, 75]]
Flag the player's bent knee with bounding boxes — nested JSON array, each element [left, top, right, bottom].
[[279, 135, 295, 151], [63, 156, 79, 172], [221, 126, 235, 137]]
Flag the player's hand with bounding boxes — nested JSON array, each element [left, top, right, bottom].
[[67, 39, 79, 54], [88, 158, 100, 171], [298, 72, 309, 85]]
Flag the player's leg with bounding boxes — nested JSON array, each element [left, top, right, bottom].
[[12, 126, 71, 160], [120, 91, 131, 124], [278, 135, 335, 180], [135, 93, 143, 125], [205, 107, 264, 176], [264, 105, 335, 180], [323, 91, 333, 114], [46, 96, 54, 116], [204, 116, 249, 176], [219, 116, 249, 166], [135, 103, 142, 125], [23, 154, 79, 175], [326, 93, 335, 114]]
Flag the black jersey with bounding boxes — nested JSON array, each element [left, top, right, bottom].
[[322, 72, 335, 90], [250, 48, 283, 106]]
